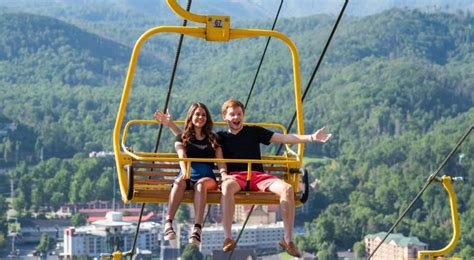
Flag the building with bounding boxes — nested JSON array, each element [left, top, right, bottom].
[[234, 205, 277, 225], [18, 218, 72, 244], [56, 200, 144, 217], [199, 222, 284, 256], [207, 204, 223, 223], [365, 232, 427, 260], [63, 212, 160, 258]]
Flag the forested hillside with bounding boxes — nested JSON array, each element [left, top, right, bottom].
[[0, 8, 472, 257]]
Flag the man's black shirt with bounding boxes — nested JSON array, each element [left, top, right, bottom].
[[217, 126, 274, 172]]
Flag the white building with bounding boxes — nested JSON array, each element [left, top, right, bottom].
[[200, 222, 284, 256], [63, 212, 160, 257]]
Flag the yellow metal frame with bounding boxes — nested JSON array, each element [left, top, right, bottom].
[[418, 176, 461, 260], [113, 0, 305, 203]]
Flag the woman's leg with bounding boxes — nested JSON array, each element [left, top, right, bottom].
[[166, 178, 186, 220], [193, 177, 217, 225], [189, 177, 217, 245], [165, 178, 186, 235]]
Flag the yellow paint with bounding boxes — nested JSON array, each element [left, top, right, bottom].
[[418, 176, 461, 259]]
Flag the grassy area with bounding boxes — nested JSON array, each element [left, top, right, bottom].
[[278, 252, 293, 260]]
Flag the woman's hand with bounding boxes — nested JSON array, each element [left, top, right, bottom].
[[154, 109, 173, 127], [176, 174, 186, 182]]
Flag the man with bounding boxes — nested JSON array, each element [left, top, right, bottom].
[[217, 99, 331, 257], [154, 99, 332, 257]]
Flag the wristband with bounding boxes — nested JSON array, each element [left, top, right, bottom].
[[310, 135, 314, 142]]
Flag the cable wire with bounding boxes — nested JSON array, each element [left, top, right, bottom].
[[275, 0, 348, 156], [230, 1, 348, 257], [368, 125, 473, 259], [229, 1, 284, 257], [244, 0, 284, 109], [227, 205, 255, 260]]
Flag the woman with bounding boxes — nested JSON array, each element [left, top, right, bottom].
[[154, 103, 226, 246]]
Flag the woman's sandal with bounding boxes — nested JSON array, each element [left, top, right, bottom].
[[188, 223, 202, 245], [164, 219, 176, 240]]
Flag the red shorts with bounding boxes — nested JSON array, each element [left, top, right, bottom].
[[229, 171, 278, 191]]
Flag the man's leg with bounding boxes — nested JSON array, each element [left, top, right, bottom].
[[267, 179, 295, 243], [220, 179, 241, 243]]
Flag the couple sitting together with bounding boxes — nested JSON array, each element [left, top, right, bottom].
[[154, 99, 332, 257]]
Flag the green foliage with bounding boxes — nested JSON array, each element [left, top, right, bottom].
[[36, 233, 54, 253], [353, 241, 365, 259], [0, 8, 472, 257], [9, 157, 115, 211], [71, 213, 87, 227], [0, 195, 7, 248], [0, 233, 5, 249], [176, 205, 191, 224], [181, 244, 203, 260]]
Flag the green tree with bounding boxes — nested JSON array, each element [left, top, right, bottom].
[[317, 249, 329, 260], [0, 233, 6, 249], [3, 137, 12, 163], [353, 241, 365, 259], [0, 195, 7, 249], [327, 242, 338, 260], [175, 205, 191, 223], [79, 178, 94, 201], [36, 233, 54, 253], [71, 213, 87, 227], [12, 192, 26, 216], [181, 244, 203, 260]]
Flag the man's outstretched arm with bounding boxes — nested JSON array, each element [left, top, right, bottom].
[[270, 127, 332, 144]]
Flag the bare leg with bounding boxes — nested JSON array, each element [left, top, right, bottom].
[[166, 179, 186, 225], [193, 177, 217, 225], [268, 180, 295, 243], [220, 179, 241, 239]]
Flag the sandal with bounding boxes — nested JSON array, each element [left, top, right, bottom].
[[188, 224, 202, 245], [279, 239, 302, 257], [222, 237, 236, 252], [164, 219, 176, 240]]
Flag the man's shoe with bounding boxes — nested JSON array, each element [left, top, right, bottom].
[[279, 239, 302, 258], [222, 238, 236, 252]]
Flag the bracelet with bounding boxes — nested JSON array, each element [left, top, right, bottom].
[[310, 135, 314, 142]]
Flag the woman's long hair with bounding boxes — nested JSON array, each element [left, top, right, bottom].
[[182, 103, 219, 149]]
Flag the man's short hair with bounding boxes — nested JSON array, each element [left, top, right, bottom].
[[221, 99, 245, 116]]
